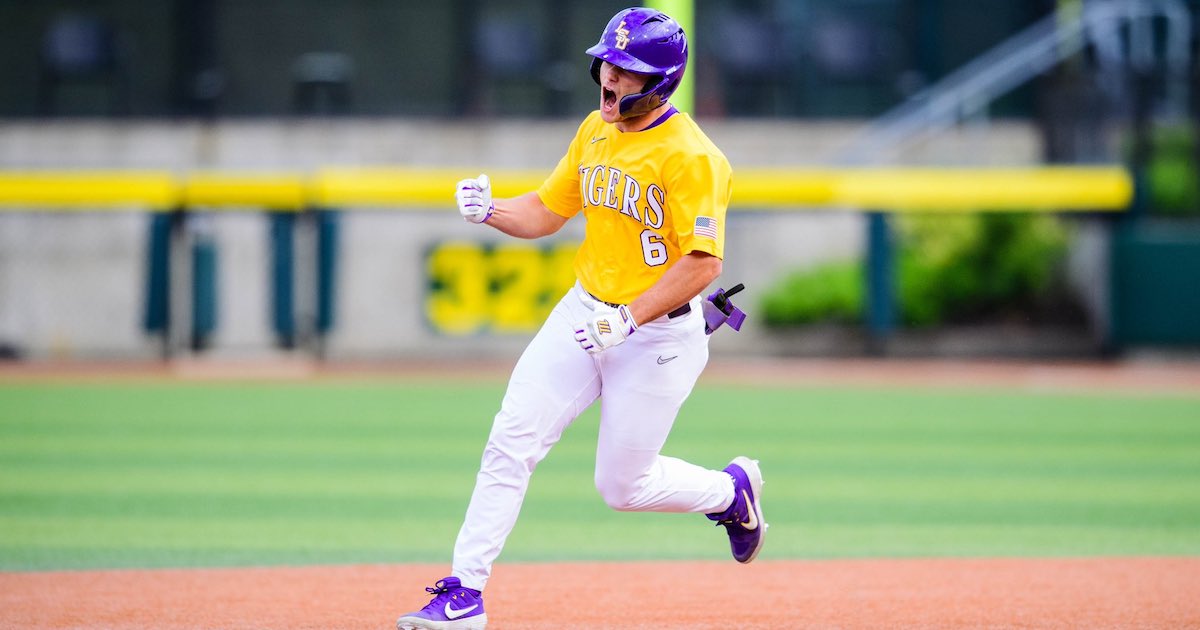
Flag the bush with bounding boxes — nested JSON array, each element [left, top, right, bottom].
[[760, 213, 1071, 328], [1145, 125, 1200, 216], [760, 260, 863, 326], [895, 213, 1069, 326]]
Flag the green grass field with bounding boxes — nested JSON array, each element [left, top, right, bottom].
[[1, 379, 1198, 571]]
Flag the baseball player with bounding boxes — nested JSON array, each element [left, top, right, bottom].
[[398, 8, 764, 630]]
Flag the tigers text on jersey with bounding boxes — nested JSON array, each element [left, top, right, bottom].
[[537, 110, 732, 305]]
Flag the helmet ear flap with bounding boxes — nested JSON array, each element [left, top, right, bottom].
[[618, 74, 667, 117]]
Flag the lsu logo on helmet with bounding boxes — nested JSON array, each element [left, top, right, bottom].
[[614, 20, 631, 50]]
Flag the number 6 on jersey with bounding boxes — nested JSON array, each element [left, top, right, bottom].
[[640, 229, 667, 267]]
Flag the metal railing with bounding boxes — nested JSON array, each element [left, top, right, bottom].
[[833, 0, 1193, 165]]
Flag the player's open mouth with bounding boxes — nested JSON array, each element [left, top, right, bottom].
[[602, 87, 617, 112]]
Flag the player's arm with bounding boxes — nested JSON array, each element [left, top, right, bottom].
[[456, 175, 568, 239], [488, 192, 569, 239], [627, 251, 722, 324]]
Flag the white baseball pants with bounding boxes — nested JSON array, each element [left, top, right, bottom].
[[451, 282, 736, 591]]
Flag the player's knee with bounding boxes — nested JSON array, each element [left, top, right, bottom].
[[594, 473, 641, 511], [596, 483, 637, 511]]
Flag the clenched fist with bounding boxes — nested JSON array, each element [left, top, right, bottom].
[[455, 173, 494, 224]]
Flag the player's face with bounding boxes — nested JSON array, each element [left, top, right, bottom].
[[598, 61, 654, 125]]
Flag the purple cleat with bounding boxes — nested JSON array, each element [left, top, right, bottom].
[[396, 577, 487, 630], [707, 456, 767, 563]]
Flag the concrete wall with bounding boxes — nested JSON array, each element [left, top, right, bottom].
[[0, 118, 1046, 360]]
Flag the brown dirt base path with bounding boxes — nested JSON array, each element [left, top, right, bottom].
[[3, 557, 1199, 629]]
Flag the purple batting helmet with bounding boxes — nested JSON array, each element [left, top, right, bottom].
[[586, 7, 688, 117]]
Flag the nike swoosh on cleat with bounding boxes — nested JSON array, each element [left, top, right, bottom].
[[444, 603, 479, 620], [657, 355, 678, 365], [739, 489, 758, 530]]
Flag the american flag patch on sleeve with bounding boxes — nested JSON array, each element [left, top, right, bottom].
[[694, 216, 718, 240]]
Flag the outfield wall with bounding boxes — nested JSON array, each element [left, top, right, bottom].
[[0, 118, 1083, 361]]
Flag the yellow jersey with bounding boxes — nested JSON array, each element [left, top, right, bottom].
[[536, 110, 732, 305]]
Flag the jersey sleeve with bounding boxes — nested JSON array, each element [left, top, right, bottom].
[[667, 151, 733, 259], [535, 120, 588, 219]]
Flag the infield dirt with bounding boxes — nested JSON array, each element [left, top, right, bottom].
[[4, 356, 1200, 395], [3, 557, 1199, 629]]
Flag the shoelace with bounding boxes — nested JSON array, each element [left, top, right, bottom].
[[420, 580, 462, 610], [425, 580, 454, 596], [715, 510, 745, 527]]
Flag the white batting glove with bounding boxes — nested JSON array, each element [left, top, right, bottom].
[[455, 173, 493, 224], [574, 305, 638, 354]]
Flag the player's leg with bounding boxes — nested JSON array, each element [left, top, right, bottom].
[[592, 306, 766, 563], [450, 286, 601, 591], [592, 307, 733, 513], [398, 288, 599, 630]]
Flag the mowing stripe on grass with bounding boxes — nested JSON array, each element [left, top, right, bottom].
[[1, 381, 1197, 570]]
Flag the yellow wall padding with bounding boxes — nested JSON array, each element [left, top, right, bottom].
[[312, 168, 546, 208], [183, 173, 308, 210], [0, 166, 1133, 212], [0, 171, 178, 209]]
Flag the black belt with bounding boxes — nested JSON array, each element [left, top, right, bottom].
[[666, 303, 692, 319], [589, 292, 692, 319]]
